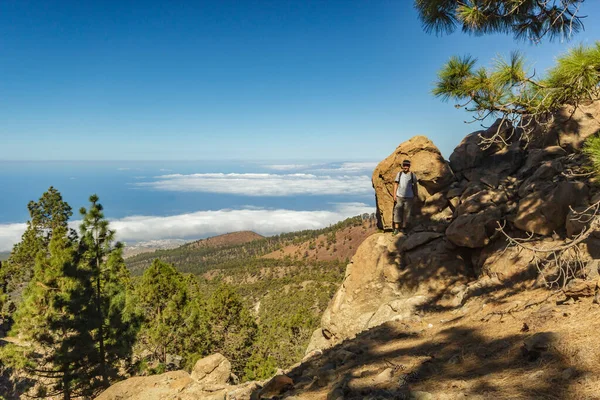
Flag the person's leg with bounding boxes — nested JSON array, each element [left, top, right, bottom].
[[396, 198, 407, 233], [393, 201, 402, 234], [402, 198, 414, 230]]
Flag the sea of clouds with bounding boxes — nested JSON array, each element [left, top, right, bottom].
[[0, 202, 373, 252], [0, 161, 379, 252]]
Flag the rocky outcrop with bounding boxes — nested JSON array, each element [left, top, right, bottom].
[[95, 370, 226, 400], [528, 100, 600, 150], [514, 181, 589, 235], [372, 136, 454, 229], [449, 119, 525, 183], [313, 117, 599, 353], [306, 231, 470, 351], [96, 354, 263, 400], [190, 353, 231, 386]]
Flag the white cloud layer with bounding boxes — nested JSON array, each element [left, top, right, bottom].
[[136, 173, 373, 196], [0, 203, 374, 251], [0, 223, 28, 252], [263, 162, 377, 174]]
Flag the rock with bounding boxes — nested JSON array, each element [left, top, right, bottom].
[[166, 353, 183, 370], [517, 160, 563, 198], [522, 332, 560, 360], [562, 367, 577, 380], [446, 187, 464, 199], [400, 232, 444, 252], [446, 207, 502, 248], [307, 233, 468, 351], [95, 371, 227, 400], [372, 367, 394, 384], [191, 353, 232, 386], [517, 146, 567, 178], [409, 391, 435, 400], [565, 206, 597, 238], [368, 295, 429, 328], [258, 375, 294, 398], [372, 136, 454, 229], [422, 192, 449, 215], [514, 182, 589, 235], [449, 119, 525, 182], [480, 174, 499, 188], [563, 278, 598, 299], [476, 238, 539, 282], [455, 189, 508, 217], [528, 100, 600, 151]]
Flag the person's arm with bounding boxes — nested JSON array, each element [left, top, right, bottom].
[[393, 181, 398, 202]]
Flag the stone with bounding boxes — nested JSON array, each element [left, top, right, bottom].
[[446, 207, 502, 248], [563, 278, 598, 299], [95, 371, 227, 400], [562, 367, 577, 380], [523, 332, 560, 360], [446, 187, 463, 199], [528, 100, 600, 151], [565, 206, 596, 238], [517, 146, 567, 178], [514, 182, 589, 235], [372, 136, 454, 229], [476, 238, 539, 282], [422, 192, 449, 215], [409, 391, 434, 400], [258, 375, 294, 398], [190, 353, 232, 386], [455, 189, 508, 216], [372, 367, 394, 384], [449, 119, 525, 182], [480, 174, 499, 188], [400, 232, 444, 252]]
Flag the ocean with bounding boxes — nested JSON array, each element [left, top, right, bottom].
[[0, 160, 376, 251]]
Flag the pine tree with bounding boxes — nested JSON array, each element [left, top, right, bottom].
[[79, 195, 137, 386], [0, 187, 73, 315], [205, 284, 257, 376], [415, 0, 585, 42], [432, 42, 600, 147], [135, 259, 189, 364], [100, 242, 140, 378], [6, 226, 97, 400]]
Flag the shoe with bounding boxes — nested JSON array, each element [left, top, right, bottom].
[[392, 229, 399, 236]]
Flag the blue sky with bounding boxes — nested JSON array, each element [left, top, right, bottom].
[[2, 0, 600, 161]]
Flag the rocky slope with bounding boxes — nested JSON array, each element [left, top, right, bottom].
[[96, 105, 600, 400]]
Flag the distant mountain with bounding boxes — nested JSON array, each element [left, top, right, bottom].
[[124, 216, 375, 276], [184, 231, 264, 250], [0, 252, 9, 262], [122, 239, 189, 258]]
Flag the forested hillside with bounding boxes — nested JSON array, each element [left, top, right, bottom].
[[0, 188, 376, 399], [125, 216, 374, 276]]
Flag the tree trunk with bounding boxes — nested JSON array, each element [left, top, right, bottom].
[[96, 255, 108, 387], [63, 371, 71, 400]]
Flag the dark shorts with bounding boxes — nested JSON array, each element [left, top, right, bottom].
[[393, 197, 414, 227]]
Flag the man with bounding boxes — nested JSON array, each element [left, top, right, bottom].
[[392, 160, 418, 235]]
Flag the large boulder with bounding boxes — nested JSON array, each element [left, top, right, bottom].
[[191, 353, 232, 386], [372, 136, 454, 229], [306, 232, 469, 353], [514, 181, 589, 235], [449, 119, 525, 183], [528, 100, 600, 151], [95, 371, 228, 400], [446, 206, 503, 248]]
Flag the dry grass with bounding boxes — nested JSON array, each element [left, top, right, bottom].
[[281, 285, 600, 400]]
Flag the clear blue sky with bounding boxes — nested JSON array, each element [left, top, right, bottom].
[[2, 0, 599, 161]]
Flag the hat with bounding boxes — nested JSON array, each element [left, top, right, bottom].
[[402, 160, 411, 166]]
